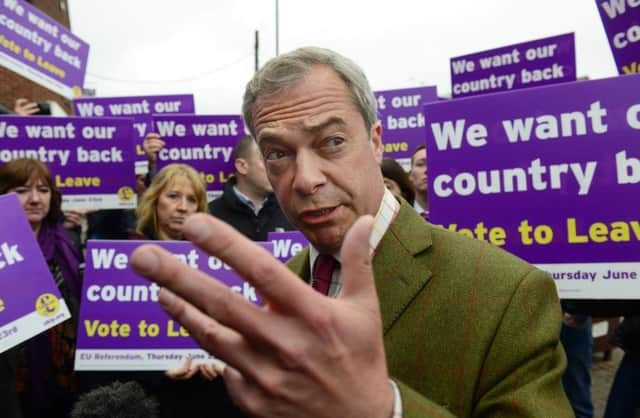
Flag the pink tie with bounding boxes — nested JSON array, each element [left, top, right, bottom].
[[312, 254, 338, 296]]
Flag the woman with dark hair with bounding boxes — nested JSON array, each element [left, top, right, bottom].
[[0, 158, 83, 418], [381, 157, 416, 205]]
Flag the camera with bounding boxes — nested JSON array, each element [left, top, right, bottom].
[[35, 101, 52, 115]]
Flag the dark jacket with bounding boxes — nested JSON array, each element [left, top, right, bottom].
[[561, 300, 640, 317], [208, 176, 294, 241], [0, 349, 22, 418], [87, 209, 137, 240], [611, 316, 640, 353]]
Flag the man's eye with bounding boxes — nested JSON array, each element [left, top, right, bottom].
[[265, 150, 286, 161], [188, 197, 198, 204], [13, 187, 28, 194], [38, 187, 51, 194], [326, 137, 345, 147]]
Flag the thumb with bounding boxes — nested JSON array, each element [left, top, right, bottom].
[[339, 215, 378, 310]]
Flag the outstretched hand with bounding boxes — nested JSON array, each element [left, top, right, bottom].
[[131, 213, 394, 418]]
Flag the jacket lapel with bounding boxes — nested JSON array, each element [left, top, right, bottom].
[[373, 202, 433, 334], [286, 247, 311, 282]]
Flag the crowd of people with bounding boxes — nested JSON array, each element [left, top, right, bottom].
[[0, 46, 638, 418]]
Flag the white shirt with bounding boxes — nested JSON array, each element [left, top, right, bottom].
[[232, 185, 267, 215], [413, 200, 426, 214], [308, 188, 400, 297]]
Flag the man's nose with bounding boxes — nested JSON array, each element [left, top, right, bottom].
[[292, 150, 326, 196]]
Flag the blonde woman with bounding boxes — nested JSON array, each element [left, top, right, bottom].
[[134, 164, 231, 416], [136, 163, 208, 240]]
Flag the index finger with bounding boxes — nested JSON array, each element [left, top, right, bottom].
[[183, 213, 318, 314]]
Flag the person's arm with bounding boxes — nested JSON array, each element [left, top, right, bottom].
[[142, 132, 165, 178], [131, 214, 394, 418]]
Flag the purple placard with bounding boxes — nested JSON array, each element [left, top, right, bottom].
[[75, 239, 269, 371], [425, 74, 640, 299], [0, 193, 71, 353], [450, 33, 576, 98], [152, 114, 244, 199], [267, 230, 308, 263], [0, 0, 89, 98], [0, 116, 136, 210], [374, 86, 438, 163], [595, 0, 640, 75], [73, 95, 196, 169]]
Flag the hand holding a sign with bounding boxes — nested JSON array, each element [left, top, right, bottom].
[[165, 355, 222, 381], [131, 213, 394, 418], [13, 98, 40, 116], [63, 209, 94, 230], [143, 132, 166, 172]]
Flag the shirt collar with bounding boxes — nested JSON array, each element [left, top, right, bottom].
[[233, 185, 267, 215], [309, 188, 400, 265]]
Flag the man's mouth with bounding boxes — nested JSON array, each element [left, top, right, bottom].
[[300, 206, 338, 224]]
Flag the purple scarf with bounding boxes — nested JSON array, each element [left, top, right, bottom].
[[37, 222, 82, 299], [27, 222, 82, 401]]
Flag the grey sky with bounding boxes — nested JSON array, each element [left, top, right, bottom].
[[68, 0, 617, 114]]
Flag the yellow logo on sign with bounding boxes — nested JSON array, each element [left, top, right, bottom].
[[72, 86, 83, 98], [35, 293, 59, 317], [117, 186, 135, 202], [0, 298, 5, 312]]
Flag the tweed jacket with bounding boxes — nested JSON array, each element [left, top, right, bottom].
[[286, 200, 572, 417]]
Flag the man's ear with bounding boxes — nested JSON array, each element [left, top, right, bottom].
[[369, 122, 383, 164], [235, 158, 248, 175]]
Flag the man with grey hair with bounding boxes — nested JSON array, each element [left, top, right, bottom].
[[131, 47, 572, 417]]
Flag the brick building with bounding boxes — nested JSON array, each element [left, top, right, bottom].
[[0, 0, 74, 114]]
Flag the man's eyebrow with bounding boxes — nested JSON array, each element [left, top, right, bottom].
[[257, 116, 347, 143], [303, 116, 346, 132], [256, 132, 282, 146]]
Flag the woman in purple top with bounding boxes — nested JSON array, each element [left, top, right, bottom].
[[0, 158, 83, 418]]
